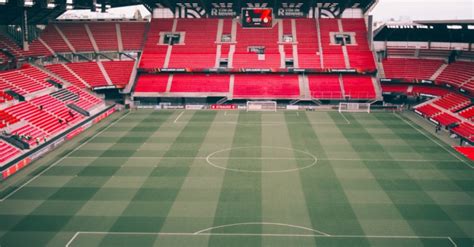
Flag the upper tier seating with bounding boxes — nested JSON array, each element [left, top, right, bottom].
[[66, 62, 108, 88], [295, 19, 322, 69], [30, 25, 71, 54], [58, 23, 95, 52], [233, 74, 299, 99], [101, 61, 134, 88], [342, 75, 376, 99], [120, 22, 147, 51], [45, 64, 89, 88], [140, 19, 174, 69], [168, 19, 218, 69], [410, 85, 450, 96], [436, 61, 474, 88], [319, 19, 345, 69], [232, 24, 281, 69], [88, 23, 119, 51], [134, 74, 169, 93], [170, 74, 229, 93], [0, 140, 21, 163], [341, 19, 376, 71], [0, 34, 31, 58], [382, 58, 443, 81], [308, 74, 342, 99]]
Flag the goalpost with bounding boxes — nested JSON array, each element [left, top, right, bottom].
[[338, 103, 371, 113], [247, 101, 277, 112]]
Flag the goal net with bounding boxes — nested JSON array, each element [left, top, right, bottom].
[[338, 103, 371, 113], [247, 101, 277, 112]]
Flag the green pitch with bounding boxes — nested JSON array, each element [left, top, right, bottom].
[[0, 110, 473, 247]]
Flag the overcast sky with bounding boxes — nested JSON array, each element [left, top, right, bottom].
[[370, 0, 474, 22], [60, 0, 474, 23]]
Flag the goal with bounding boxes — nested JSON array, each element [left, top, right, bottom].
[[247, 101, 277, 112], [338, 103, 371, 113]]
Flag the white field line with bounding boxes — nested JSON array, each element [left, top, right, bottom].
[[0, 112, 131, 202], [173, 111, 185, 124], [174, 121, 350, 125], [63, 156, 461, 163], [395, 113, 473, 169], [65, 231, 456, 247], [339, 112, 351, 124], [193, 222, 330, 236]]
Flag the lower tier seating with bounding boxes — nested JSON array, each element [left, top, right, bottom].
[[0, 140, 21, 163], [415, 104, 442, 117], [308, 75, 342, 99], [30, 95, 84, 124], [0, 110, 19, 128], [452, 122, 474, 142], [233, 74, 300, 99], [432, 113, 461, 126], [459, 106, 474, 120], [11, 123, 48, 148], [170, 74, 229, 93], [432, 93, 470, 112], [342, 75, 376, 99], [4, 102, 66, 135], [134, 74, 169, 93]]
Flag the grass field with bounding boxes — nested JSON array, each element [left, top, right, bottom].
[[0, 110, 473, 247]]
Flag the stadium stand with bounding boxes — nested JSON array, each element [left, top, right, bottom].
[[0, 140, 21, 163], [134, 74, 169, 93], [88, 22, 119, 51], [341, 19, 376, 71], [119, 22, 147, 51], [382, 58, 444, 81], [30, 25, 71, 54], [436, 61, 474, 88], [139, 19, 174, 69], [432, 93, 470, 112], [233, 74, 299, 99], [416, 104, 442, 117], [0, 110, 19, 128], [232, 23, 281, 69], [0, 67, 52, 95], [319, 19, 346, 69], [342, 75, 376, 99], [295, 19, 322, 69], [57, 23, 95, 52], [170, 74, 230, 93], [168, 19, 218, 69], [459, 106, 474, 120], [308, 74, 342, 99], [65, 62, 109, 88], [101, 61, 134, 88], [45, 63, 90, 89]]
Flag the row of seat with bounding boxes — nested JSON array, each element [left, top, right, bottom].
[[140, 18, 375, 71], [134, 74, 376, 100], [0, 140, 21, 164], [45, 61, 134, 89], [0, 67, 52, 95], [28, 22, 146, 56], [382, 57, 474, 93]]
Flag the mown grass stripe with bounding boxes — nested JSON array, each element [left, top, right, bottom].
[[284, 111, 370, 246], [98, 111, 217, 246], [332, 112, 471, 246], [0, 111, 160, 247], [208, 112, 263, 247]]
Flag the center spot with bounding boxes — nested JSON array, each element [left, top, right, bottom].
[[206, 146, 318, 173]]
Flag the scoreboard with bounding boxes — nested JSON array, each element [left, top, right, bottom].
[[241, 8, 273, 28]]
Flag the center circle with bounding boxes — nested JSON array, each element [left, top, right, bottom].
[[206, 146, 318, 173]]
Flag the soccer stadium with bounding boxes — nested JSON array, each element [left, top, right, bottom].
[[0, 0, 473, 246]]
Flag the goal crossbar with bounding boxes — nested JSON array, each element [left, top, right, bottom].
[[338, 103, 371, 113], [247, 101, 277, 112]]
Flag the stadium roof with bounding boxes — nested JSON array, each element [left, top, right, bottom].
[[0, 0, 377, 24], [374, 20, 474, 43]]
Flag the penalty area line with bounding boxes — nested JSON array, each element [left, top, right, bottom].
[[173, 111, 185, 124]]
